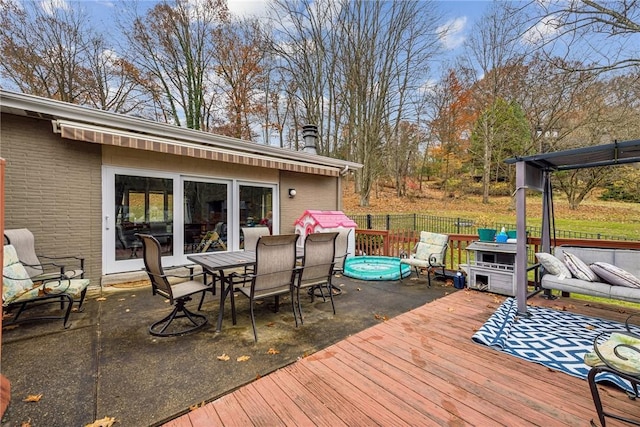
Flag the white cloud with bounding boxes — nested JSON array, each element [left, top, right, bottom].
[[226, 0, 269, 19], [522, 15, 561, 45], [40, 0, 70, 15], [438, 16, 467, 51]]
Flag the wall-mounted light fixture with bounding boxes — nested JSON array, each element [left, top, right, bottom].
[[288, 188, 297, 198]]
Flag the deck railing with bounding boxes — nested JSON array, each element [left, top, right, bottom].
[[354, 229, 640, 272], [348, 213, 635, 242]]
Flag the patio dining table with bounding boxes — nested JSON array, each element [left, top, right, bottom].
[[187, 250, 256, 332], [188, 247, 305, 332]]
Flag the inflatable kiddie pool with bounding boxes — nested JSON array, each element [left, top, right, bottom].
[[343, 256, 411, 281]]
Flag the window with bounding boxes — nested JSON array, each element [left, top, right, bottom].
[[184, 180, 229, 254], [239, 185, 274, 247], [114, 175, 173, 261], [104, 166, 278, 274]]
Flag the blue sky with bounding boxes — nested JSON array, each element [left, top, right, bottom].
[[76, 0, 491, 56]]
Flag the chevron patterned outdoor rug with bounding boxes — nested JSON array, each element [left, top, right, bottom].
[[472, 298, 639, 393]]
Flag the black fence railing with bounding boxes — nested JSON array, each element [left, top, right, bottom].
[[347, 213, 634, 241]]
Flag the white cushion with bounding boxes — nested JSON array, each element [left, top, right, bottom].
[[591, 262, 640, 288], [536, 252, 571, 278], [563, 252, 599, 281]]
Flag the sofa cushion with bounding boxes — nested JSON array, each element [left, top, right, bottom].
[[563, 252, 599, 281], [591, 262, 640, 288], [536, 252, 571, 278]]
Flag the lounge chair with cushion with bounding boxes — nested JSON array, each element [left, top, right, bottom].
[[400, 231, 449, 286], [3, 244, 90, 328], [4, 228, 85, 281]]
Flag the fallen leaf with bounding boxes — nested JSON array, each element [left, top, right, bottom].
[[125, 309, 130, 312], [85, 416, 116, 427], [21, 420, 31, 427], [357, 287, 361, 291], [266, 322, 275, 327], [118, 298, 126, 301], [585, 324, 595, 330], [237, 355, 250, 362], [23, 394, 42, 402], [267, 348, 280, 355], [189, 402, 205, 411], [96, 297, 107, 302], [217, 353, 230, 361]]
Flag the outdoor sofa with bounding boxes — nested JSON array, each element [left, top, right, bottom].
[[538, 245, 640, 304]]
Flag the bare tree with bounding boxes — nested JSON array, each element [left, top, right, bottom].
[[209, 18, 269, 140], [269, 0, 443, 206], [461, 2, 528, 203], [528, 0, 640, 73], [554, 74, 640, 208], [0, 0, 140, 112], [122, 0, 228, 129]]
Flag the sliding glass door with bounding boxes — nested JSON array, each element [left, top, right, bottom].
[[184, 180, 229, 254], [103, 166, 277, 274]]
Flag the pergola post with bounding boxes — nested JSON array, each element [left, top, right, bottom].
[[515, 161, 529, 315]]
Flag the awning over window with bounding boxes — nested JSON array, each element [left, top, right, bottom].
[[54, 120, 341, 177]]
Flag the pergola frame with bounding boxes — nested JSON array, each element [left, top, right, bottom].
[[505, 139, 640, 315]]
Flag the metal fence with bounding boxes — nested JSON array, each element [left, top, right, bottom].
[[346, 213, 633, 241]]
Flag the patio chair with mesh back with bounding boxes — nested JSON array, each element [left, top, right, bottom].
[[241, 226, 271, 251], [4, 228, 85, 282], [294, 232, 338, 325], [3, 244, 90, 328], [137, 234, 213, 336], [230, 234, 299, 342], [400, 231, 449, 287]]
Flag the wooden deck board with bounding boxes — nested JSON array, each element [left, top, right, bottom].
[[166, 290, 640, 426]]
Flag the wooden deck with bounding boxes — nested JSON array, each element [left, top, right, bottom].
[[164, 290, 640, 426]]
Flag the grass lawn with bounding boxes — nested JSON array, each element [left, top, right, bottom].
[[343, 183, 640, 240]]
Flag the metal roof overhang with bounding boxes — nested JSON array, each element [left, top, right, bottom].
[[505, 139, 640, 171]]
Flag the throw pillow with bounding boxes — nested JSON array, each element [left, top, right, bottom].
[[590, 262, 640, 288], [535, 252, 571, 278], [563, 252, 600, 281]]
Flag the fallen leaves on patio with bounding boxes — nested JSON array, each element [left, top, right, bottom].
[[374, 313, 389, 322], [267, 348, 280, 355], [236, 355, 250, 362], [217, 353, 230, 361], [84, 416, 116, 427], [22, 394, 42, 402]]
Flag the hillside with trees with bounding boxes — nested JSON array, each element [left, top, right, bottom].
[[1, 0, 639, 209]]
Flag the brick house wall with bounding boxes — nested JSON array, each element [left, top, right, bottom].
[[1, 114, 102, 284]]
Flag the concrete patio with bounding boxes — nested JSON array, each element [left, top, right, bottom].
[[0, 273, 457, 426]]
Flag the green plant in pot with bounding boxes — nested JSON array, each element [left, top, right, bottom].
[[475, 215, 496, 242]]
